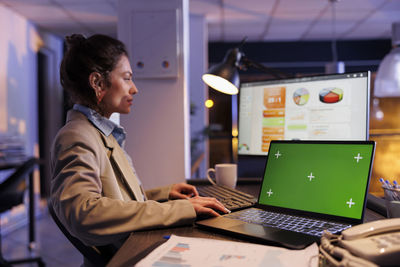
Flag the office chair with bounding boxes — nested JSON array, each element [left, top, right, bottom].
[[47, 201, 113, 266], [0, 157, 45, 267]]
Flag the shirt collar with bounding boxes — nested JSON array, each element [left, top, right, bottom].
[[73, 104, 126, 147]]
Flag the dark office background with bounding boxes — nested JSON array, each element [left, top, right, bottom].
[[206, 39, 393, 179]]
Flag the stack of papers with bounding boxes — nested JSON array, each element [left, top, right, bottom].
[[136, 235, 318, 267], [0, 133, 26, 164]]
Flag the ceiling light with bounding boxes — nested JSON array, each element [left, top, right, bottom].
[[374, 22, 400, 97]]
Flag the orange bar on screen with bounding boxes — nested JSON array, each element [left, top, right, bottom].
[[263, 109, 285, 117]]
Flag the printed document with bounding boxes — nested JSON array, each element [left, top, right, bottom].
[[135, 235, 318, 267]]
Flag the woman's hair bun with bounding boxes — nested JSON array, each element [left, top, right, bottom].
[[65, 34, 86, 48]]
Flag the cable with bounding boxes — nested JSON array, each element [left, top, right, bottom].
[[329, 0, 339, 63], [319, 231, 379, 267]]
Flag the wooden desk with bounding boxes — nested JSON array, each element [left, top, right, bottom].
[[106, 179, 385, 267]]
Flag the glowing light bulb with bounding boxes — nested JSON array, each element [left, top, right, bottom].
[[232, 129, 238, 137], [205, 99, 214, 108]]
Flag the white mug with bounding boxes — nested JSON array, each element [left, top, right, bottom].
[[206, 163, 237, 188]]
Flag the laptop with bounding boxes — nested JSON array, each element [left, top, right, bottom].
[[196, 140, 375, 249]]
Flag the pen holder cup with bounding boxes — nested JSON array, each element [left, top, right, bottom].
[[382, 187, 400, 218]]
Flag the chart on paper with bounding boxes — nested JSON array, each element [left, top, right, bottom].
[[136, 235, 319, 267]]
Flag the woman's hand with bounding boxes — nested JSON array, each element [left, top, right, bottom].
[[187, 196, 230, 217], [169, 183, 230, 217], [169, 183, 199, 199]]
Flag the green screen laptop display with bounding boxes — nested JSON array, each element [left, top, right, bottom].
[[259, 142, 374, 220]]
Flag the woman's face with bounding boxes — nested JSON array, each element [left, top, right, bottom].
[[101, 55, 138, 118]]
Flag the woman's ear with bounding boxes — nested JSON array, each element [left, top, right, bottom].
[[89, 72, 103, 91], [89, 72, 106, 103]]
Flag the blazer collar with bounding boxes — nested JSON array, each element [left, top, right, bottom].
[[99, 132, 144, 202]]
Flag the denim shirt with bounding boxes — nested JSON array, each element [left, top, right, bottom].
[[73, 104, 126, 147]]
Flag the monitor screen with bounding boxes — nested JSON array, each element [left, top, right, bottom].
[[238, 71, 370, 156]]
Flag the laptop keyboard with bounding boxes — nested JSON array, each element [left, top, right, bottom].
[[226, 208, 352, 237], [197, 185, 257, 212]]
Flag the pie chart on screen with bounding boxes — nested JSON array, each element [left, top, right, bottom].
[[293, 88, 310, 106], [319, 88, 343, 103]]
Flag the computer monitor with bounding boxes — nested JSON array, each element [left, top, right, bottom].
[[237, 71, 370, 176]]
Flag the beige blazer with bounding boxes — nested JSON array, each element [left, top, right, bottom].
[[50, 110, 196, 248]]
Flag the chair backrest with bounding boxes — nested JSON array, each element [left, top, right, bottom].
[[0, 158, 37, 213], [47, 201, 112, 266], [0, 157, 37, 193]]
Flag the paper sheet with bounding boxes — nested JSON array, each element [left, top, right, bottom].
[[135, 235, 319, 267]]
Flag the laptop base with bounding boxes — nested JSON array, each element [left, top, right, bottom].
[[196, 216, 319, 249]]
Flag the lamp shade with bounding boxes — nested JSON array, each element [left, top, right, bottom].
[[202, 48, 241, 95], [374, 46, 400, 97], [374, 22, 400, 97]]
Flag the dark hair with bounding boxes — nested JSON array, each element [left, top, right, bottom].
[[60, 34, 128, 110]]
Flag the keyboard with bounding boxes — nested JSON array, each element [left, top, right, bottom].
[[226, 208, 352, 237], [196, 185, 257, 212]]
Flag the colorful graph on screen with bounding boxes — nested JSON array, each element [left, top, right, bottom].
[[261, 87, 286, 152], [293, 88, 310, 106], [319, 87, 343, 103]]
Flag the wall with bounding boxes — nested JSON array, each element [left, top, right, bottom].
[[189, 14, 209, 178], [118, 0, 191, 189], [0, 4, 41, 233], [0, 3, 64, 184], [0, 4, 41, 158], [208, 40, 391, 74]]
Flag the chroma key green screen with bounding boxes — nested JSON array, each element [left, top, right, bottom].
[[259, 142, 374, 219]]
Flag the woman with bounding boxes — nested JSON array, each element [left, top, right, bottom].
[[50, 34, 227, 262]]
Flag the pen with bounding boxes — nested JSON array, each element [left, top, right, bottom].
[[379, 178, 386, 188], [163, 235, 170, 240], [383, 180, 399, 201], [380, 178, 395, 200], [385, 180, 393, 189], [392, 181, 400, 201]]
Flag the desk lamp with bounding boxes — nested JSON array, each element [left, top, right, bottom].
[[202, 48, 241, 95], [374, 22, 400, 97], [202, 46, 290, 95]]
